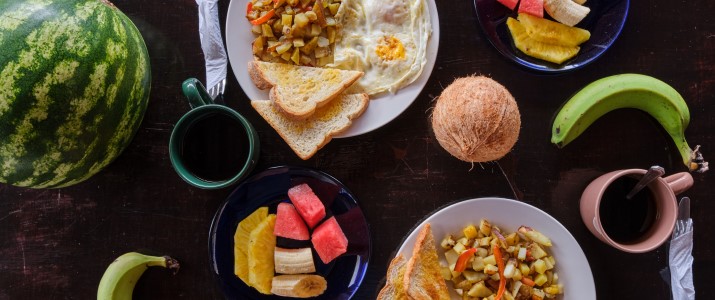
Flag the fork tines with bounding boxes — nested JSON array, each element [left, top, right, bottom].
[[208, 78, 226, 100]]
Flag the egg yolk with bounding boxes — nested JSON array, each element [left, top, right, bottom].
[[375, 36, 405, 61]]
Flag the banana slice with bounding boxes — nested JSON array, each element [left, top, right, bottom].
[[544, 0, 590, 26], [274, 247, 316, 274], [271, 274, 328, 298]]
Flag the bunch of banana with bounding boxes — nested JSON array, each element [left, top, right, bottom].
[[274, 247, 316, 274], [271, 274, 328, 298], [97, 252, 180, 300], [544, 0, 590, 26], [551, 74, 708, 173]]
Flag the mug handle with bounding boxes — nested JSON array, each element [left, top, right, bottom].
[[182, 78, 213, 109], [663, 172, 694, 195]]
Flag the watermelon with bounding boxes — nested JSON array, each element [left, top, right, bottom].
[[498, 0, 519, 10], [0, 0, 150, 188], [518, 0, 544, 18], [274, 203, 310, 240], [311, 216, 348, 264], [287, 183, 326, 228]]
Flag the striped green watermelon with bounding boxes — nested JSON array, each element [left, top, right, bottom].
[[0, 0, 150, 188]]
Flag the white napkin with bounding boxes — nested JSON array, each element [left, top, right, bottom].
[[669, 218, 695, 300], [196, 0, 227, 90]]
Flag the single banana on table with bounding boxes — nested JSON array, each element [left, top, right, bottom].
[[271, 274, 328, 298], [551, 73, 708, 173], [97, 252, 180, 300]]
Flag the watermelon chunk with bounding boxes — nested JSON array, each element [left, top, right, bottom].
[[274, 203, 310, 240], [311, 217, 348, 264], [498, 0, 519, 10], [287, 183, 326, 228], [518, 0, 543, 18]]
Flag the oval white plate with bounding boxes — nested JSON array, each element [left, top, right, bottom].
[[397, 197, 596, 300], [225, 0, 440, 137]]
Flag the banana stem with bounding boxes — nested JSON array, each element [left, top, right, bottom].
[[687, 145, 708, 173]]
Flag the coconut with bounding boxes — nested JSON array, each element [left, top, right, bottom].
[[431, 75, 521, 162]]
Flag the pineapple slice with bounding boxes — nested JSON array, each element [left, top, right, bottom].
[[517, 13, 590, 47], [506, 17, 580, 64], [248, 214, 277, 294], [234, 207, 269, 285]]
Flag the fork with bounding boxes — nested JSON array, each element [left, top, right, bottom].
[[673, 218, 693, 238], [207, 78, 226, 102]]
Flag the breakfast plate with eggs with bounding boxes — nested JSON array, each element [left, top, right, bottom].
[[226, 0, 440, 137]]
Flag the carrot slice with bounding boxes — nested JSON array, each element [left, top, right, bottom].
[[494, 244, 507, 300], [250, 9, 275, 25], [454, 247, 477, 273]]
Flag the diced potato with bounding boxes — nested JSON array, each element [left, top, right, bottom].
[[517, 247, 527, 261], [483, 264, 499, 275], [284, 5, 294, 15], [534, 273, 548, 286], [478, 237, 491, 247], [452, 273, 465, 285], [316, 55, 332, 67], [441, 235, 456, 249], [455, 279, 473, 290], [328, 3, 340, 15], [468, 281, 493, 298], [490, 273, 501, 281], [292, 38, 305, 48], [280, 50, 292, 62], [445, 250, 459, 266], [310, 23, 322, 36], [305, 11, 318, 21], [301, 36, 319, 54], [511, 280, 523, 298], [463, 225, 479, 239], [543, 257, 554, 270], [252, 24, 262, 34], [282, 14, 293, 26], [476, 247, 488, 258], [519, 263, 531, 276], [325, 16, 336, 26], [457, 237, 470, 246], [261, 23, 275, 38], [275, 41, 292, 54], [503, 258, 517, 278], [463, 270, 488, 283], [551, 272, 558, 285], [294, 13, 309, 28], [532, 288, 545, 300], [450, 264, 462, 279], [503, 291, 515, 300], [252, 36, 265, 55], [533, 259, 547, 274], [528, 243, 548, 260], [483, 255, 496, 266], [472, 256, 485, 271], [505, 232, 518, 245], [512, 268, 523, 281], [479, 219, 492, 235], [440, 266, 452, 280], [291, 47, 300, 64], [544, 284, 562, 295], [453, 242, 466, 255]]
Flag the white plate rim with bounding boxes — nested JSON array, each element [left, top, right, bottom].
[[225, 0, 441, 138], [396, 197, 596, 300]]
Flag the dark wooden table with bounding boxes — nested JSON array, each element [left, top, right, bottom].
[[1, 0, 713, 299]]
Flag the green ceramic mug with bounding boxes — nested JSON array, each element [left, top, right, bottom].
[[169, 78, 260, 189]]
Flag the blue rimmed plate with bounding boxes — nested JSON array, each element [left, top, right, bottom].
[[209, 166, 371, 299], [474, 0, 629, 73]]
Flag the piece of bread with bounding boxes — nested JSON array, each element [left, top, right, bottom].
[[377, 255, 408, 300], [248, 61, 363, 120], [403, 223, 451, 300], [251, 93, 369, 160]]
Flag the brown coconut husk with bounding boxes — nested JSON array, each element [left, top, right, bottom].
[[431, 75, 521, 162]]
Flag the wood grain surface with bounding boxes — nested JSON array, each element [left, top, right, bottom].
[[1, 0, 713, 299]]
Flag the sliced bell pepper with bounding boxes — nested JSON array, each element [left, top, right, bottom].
[[454, 247, 477, 273], [250, 8, 275, 25], [494, 244, 507, 300], [246, 1, 253, 15]]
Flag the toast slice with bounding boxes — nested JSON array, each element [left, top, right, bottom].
[[248, 61, 363, 120], [251, 93, 369, 160], [403, 223, 450, 300], [377, 255, 408, 300]]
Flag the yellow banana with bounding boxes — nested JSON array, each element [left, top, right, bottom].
[[271, 274, 328, 298], [274, 247, 316, 274], [97, 252, 179, 300], [544, 0, 590, 26], [551, 74, 708, 173]]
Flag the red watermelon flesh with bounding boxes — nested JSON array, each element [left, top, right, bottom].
[[287, 183, 326, 228], [518, 0, 543, 17], [274, 203, 310, 240], [311, 216, 348, 264], [497, 0, 519, 10]]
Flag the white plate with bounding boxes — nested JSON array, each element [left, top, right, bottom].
[[225, 0, 440, 137], [397, 198, 596, 300]]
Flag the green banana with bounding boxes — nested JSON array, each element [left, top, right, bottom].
[[551, 73, 708, 173], [97, 252, 180, 300]]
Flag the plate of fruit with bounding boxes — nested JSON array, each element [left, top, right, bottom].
[[209, 166, 371, 299], [474, 0, 629, 72], [395, 198, 595, 299]]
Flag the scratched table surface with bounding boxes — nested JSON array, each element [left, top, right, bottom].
[[1, 0, 714, 299]]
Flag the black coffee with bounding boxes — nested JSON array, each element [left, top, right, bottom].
[[599, 176, 657, 244], [181, 113, 250, 182]]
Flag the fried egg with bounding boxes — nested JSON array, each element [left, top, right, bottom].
[[329, 0, 431, 95]]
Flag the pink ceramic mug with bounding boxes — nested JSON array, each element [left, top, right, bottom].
[[580, 169, 693, 253]]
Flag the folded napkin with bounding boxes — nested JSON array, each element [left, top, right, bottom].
[[195, 0, 227, 90], [669, 218, 695, 300]]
